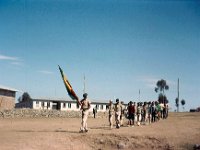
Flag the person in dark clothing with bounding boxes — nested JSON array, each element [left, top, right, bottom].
[[127, 101, 135, 126], [93, 107, 97, 118]]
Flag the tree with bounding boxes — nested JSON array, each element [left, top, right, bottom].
[[158, 94, 168, 104], [155, 79, 169, 103], [181, 99, 186, 111], [155, 79, 169, 94], [175, 97, 179, 111], [19, 92, 32, 102]]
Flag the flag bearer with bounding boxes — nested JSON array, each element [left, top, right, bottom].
[[79, 93, 91, 133], [114, 98, 122, 129]]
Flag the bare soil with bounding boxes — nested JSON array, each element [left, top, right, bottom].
[[0, 112, 200, 150]]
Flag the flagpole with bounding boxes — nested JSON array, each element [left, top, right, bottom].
[[83, 74, 86, 94]]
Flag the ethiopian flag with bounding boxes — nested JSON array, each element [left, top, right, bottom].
[[58, 65, 79, 101]]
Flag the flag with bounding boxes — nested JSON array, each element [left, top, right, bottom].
[[58, 65, 79, 101]]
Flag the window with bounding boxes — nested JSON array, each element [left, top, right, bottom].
[[41, 102, 44, 108], [47, 102, 50, 108], [63, 103, 66, 108], [101, 105, 104, 110], [36, 101, 39, 107], [96, 105, 99, 110], [76, 103, 80, 109], [68, 103, 71, 108]]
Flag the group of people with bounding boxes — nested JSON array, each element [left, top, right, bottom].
[[108, 99, 125, 129], [108, 99, 169, 129], [77, 93, 169, 133]]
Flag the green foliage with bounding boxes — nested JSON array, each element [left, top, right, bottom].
[[155, 79, 169, 93], [155, 79, 169, 103], [175, 98, 179, 107], [181, 99, 186, 106], [19, 92, 32, 102], [158, 94, 168, 104]]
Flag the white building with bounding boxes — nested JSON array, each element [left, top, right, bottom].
[[15, 98, 109, 112]]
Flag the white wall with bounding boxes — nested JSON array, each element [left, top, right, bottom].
[[32, 101, 108, 112], [91, 104, 107, 112], [33, 101, 52, 110], [60, 102, 80, 111]]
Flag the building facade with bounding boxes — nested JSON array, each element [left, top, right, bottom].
[[0, 86, 18, 110], [15, 98, 109, 112]]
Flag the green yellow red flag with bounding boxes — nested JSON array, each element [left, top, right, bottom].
[[58, 65, 79, 101]]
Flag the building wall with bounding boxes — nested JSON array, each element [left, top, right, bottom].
[[93, 103, 107, 112], [33, 101, 52, 110], [16, 99, 109, 112], [32, 101, 108, 112], [0, 88, 17, 110], [0, 89, 16, 97], [0, 96, 15, 110], [61, 102, 80, 111]]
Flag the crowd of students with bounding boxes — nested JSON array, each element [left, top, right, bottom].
[[108, 99, 169, 129]]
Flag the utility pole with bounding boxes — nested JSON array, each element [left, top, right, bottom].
[[177, 78, 179, 112]]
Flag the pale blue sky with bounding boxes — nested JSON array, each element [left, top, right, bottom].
[[0, 0, 199, 111]]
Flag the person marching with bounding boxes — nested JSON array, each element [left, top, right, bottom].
[[127, 101, 135, 127], [114, 98, 122, 129], [133, 102, 137, 125], [108, 100, 115, 129], [120, 101, 126, 126], [79, 93, 91, 133], [147, 101, 152, 124], [137, 102, 142, 126]]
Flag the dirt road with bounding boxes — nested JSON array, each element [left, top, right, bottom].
[[0, 112, 199, 150]]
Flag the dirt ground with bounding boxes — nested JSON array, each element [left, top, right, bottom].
[[0, 112, 200, 150]]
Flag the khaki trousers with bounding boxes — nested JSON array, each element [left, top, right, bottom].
[[81, 109, 89, 131], [109, 114, 114, 128], [115, 111, 121, 128]]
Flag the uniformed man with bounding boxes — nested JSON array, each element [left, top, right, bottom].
[[108, 100, 115, 129], [120, 101, 126, 126], [79, 93, 91, 133], [114, 98, 122, 129]]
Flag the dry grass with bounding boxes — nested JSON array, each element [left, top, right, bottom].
[[0, 112, 199, 150]]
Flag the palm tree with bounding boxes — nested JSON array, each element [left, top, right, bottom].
[[155, 79, 169, 103], [175, 97, 179, 112], [181, 99, 186, 111], [158, 94, 168, 104]]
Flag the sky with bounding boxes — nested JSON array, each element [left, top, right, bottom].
[[0, 0, 200, 111]]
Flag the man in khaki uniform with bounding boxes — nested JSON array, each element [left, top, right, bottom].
[[108, 100, 115, 129], [79, 93, 91, 133], [120, 101, 126, 126], [114, 98, 122, 129]]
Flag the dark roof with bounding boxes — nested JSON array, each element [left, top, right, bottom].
[[0, 85, 18, 92]]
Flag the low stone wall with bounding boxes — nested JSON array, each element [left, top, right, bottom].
[[0, 109, 108, 118]]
